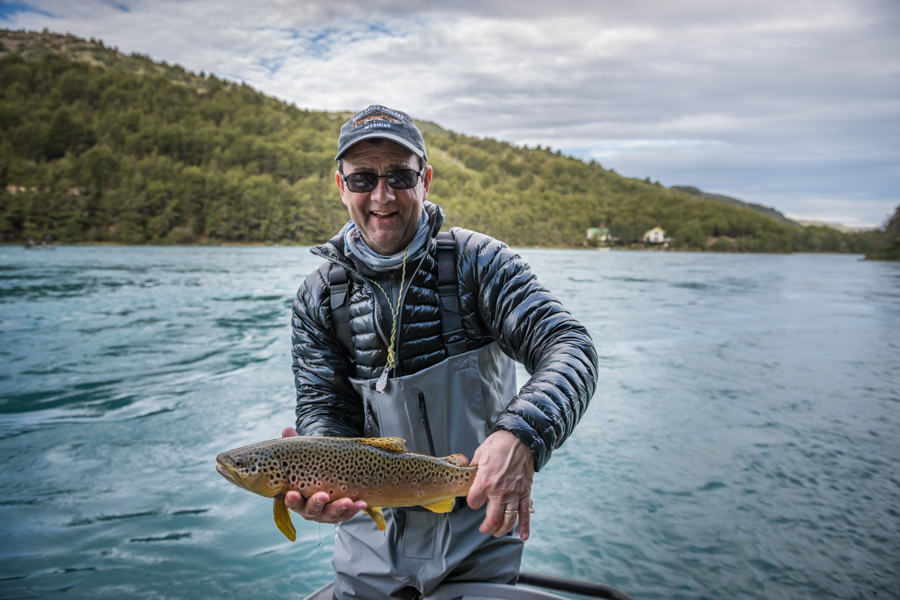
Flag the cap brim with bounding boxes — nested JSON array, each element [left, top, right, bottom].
[[335, 132, 426, 161]]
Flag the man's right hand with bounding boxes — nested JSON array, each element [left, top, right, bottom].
[[281, 427, 368, 524]]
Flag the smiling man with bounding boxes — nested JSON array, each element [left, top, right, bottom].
[[338, 137, 428, 256], [287, 105, 598, 599]]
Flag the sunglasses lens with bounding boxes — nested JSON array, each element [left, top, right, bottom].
[[385, 169, 419, 189], [345, 173, 378, 192], [344, 169, 420, 192]]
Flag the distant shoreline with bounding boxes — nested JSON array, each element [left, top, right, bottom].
[[3, 242, 866, 255]]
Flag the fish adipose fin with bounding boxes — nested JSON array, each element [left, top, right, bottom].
[[364, 507, 386, 530], [422, 497, 456, 514], [353, 437, 408, 453], [442, 453, 469, 466], [273, 494, 296, 542]]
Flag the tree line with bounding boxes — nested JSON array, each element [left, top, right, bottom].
[[0, 30, 891, 255]]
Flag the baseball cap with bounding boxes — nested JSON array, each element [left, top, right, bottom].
[[335, 105, 427, 161]]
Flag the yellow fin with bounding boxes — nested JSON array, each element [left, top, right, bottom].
[[442, 453, 469, 467], [422, 497, 456, 514], [353, 437, 408, 453], [273, 495, 296, 542], [364, 507, 386, 530]]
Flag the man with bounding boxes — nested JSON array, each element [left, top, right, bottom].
[[286, 105, 597, 599]]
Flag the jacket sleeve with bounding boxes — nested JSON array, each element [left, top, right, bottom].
[[455, 229, 598, 471], [291, 264, 364, 436]]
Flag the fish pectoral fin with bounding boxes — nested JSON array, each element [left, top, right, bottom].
[[353, 437, 408, 453], [273, 495, 296, 542], [364, 507, 386, 530], [422, 497, 456, 514], [441, 453, 469, 467]]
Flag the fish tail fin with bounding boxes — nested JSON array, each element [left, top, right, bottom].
[[273, 495, 296, 542], [364, 507, 386, 530], [422, 497, 456, 514]]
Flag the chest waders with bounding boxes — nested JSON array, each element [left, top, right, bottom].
[[327, 232, 523, 599]]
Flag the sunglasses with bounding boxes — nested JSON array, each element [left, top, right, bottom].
[[340, 167, 425, 193]]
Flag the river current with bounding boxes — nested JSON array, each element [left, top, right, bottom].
[[0, 246, 898, 599]]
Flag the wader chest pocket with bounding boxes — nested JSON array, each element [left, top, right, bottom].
[[363, 401, 379, 437]]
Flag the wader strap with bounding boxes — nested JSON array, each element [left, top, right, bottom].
[[328, 263, 353, 354], [436, 231, 468, 356]]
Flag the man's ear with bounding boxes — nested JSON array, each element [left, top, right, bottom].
[[422, 165, 433, 199], [335, 171, 349, 207]]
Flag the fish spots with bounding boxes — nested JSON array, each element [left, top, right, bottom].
[[219, 436, 477, 508]]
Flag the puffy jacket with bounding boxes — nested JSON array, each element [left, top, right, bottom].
[[291, 203, 598, 471]]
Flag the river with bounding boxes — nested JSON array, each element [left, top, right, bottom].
[[1, 246, 898, 599]]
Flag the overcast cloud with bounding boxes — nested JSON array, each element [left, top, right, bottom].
[[3, 0, 899, 227]]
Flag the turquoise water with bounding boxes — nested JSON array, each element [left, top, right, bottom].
[[1, 246, 898, 599]]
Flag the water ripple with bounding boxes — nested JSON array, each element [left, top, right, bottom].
[[0, 248, 897, 600]]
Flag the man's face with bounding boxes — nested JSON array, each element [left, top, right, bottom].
[[336, 140, 432, 256]]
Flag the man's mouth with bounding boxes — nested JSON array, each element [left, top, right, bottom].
[[371, 210, 398, 220]]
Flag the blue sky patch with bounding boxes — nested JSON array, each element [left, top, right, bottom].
[[0, 1, 55, 20], [105, 1, 131, 12], [257, 57, 282, 75]]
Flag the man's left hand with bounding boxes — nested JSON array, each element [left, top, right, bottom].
[[466, 430, 534, 541]]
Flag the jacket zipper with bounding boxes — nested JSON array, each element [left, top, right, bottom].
[[418, 391, 437, 456], [393, 252, 428, 376]]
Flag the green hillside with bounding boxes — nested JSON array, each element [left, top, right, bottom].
[[671, 186, 799, 227], [0, 29, 877, 252]]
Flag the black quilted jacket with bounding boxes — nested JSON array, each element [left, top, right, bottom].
[[291, 203, 598, 471]]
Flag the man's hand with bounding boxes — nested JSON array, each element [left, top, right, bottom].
[[466, 430, 535, 541], [280, 427, 368, 524]]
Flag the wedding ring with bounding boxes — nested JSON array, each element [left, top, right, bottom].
[[503, 509, 518, 515]]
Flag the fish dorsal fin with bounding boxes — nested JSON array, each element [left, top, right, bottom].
[[353, 437, 408, 453]]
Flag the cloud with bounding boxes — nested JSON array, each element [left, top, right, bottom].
[[3, 0, 899, 227]]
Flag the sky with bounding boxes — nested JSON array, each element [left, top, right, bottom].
[[2, 0, 899, 228]]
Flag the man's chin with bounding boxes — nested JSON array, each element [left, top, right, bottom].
[[365, 233, 410, 256]]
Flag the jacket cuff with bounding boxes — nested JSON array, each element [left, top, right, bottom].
[[493, 413, 549, 472]]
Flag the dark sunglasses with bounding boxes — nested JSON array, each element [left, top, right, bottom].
[[340, 167, 425, 193]]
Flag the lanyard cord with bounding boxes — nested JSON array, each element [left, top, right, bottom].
[[366, 248, 408, 375]]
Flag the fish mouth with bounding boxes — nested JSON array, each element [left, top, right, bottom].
[[216, 454, 244, 487], [216, 463, 239, 485], [215, 454, 278, 496]]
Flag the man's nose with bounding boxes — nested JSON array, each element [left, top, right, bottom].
[[369, 176, 394, 201]]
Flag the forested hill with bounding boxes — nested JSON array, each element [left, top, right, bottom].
[[670, 186, 799, 227], [0, 29, 876, 252]]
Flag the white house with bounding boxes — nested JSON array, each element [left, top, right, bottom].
[[643, 226, 666, 244]]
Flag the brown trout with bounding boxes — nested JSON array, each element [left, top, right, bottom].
[[215, 436, 476, 541]]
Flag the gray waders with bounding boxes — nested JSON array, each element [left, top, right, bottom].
[[328, 233, 523, 599]]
